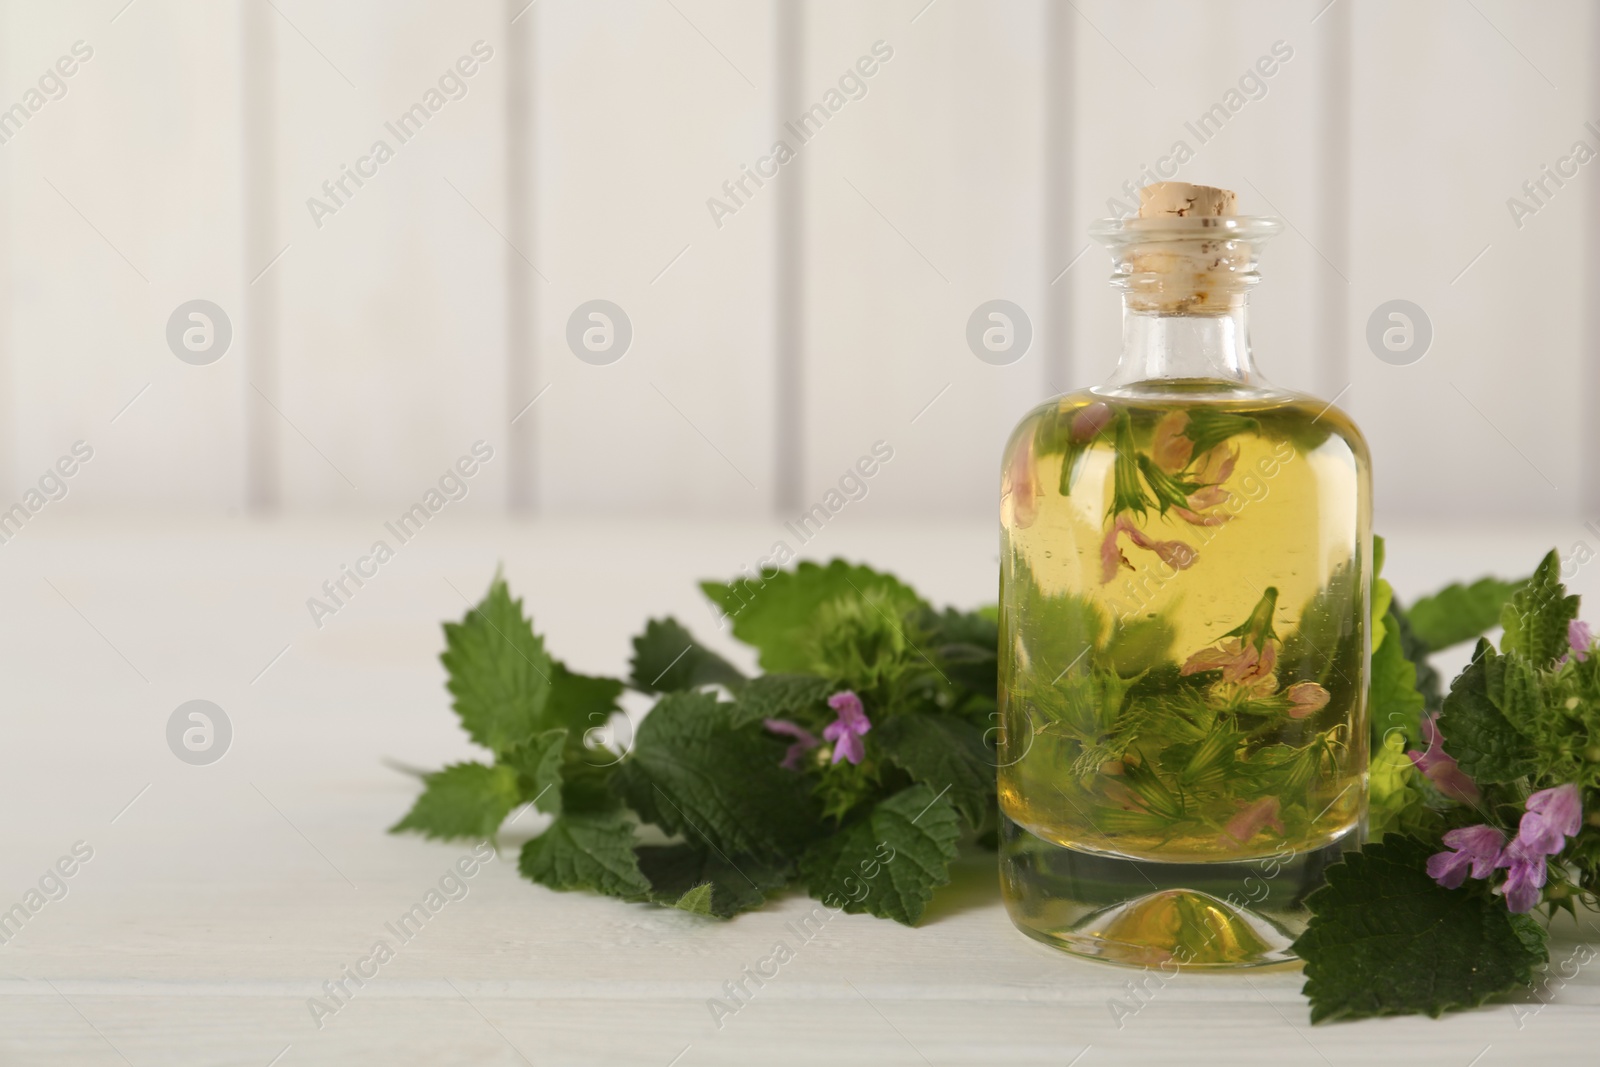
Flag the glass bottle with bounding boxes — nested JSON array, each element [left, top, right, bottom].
[[996, 184, 1371, 968]]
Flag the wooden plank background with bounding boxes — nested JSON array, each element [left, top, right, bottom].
[[0, 0, 1590, 524]]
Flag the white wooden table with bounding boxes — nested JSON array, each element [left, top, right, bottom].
[[0, 516, 1596, 1066]]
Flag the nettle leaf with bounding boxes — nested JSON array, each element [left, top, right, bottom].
[[613, 691, 822, 864], [390, 762, 519, 841], [799, 784, 960, 926], [1500, 550, 1578, 666], [1440, 641, 1537, 783], [701, 559, 927, 673], [1371, 610, 1425, 747], [1293, 836, 1547, 1023], [728, 673, 833, 728], [635, 842, 792, 918], [543, 664, 624, 741], [875, 714, 994, 828], [518, 810, 650, 900], [629, 617, 747, 695], [1406, 576, 1525, 652], [441, 576, 553, 755], [920, 607, 999, 700], [504, 728, 568, 816]]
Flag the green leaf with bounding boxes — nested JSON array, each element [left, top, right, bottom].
[[874, 714, 994, 829], [920, 607, 999, 701], [1439, 641, 1537, 784], [1293, 835, 1547, 1022], [504, 728, 567, 815], [543, 664, 624, 740], [1500, 550, 1578, 666], [517, 810, 651, 900], [440, 576, 553, 755], [1406, 576, 1525, 652], [628, 617, 747, 694], [799, 784, 961, 925], [635, 842, 791, 918], [613, 691, 822, 864], [701, 560, 927, 673], [1183, 409, 1258, 459], [390, 762, 520, 841], [727, 673, 833, 728], [1370, 610, 1425, 747]]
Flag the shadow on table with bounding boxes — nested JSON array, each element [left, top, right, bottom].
[[919, 845, 1003, 925]]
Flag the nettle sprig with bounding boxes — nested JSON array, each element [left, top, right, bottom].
[[390, 561, 998, 925], [1298, 547, 1598, 1022]]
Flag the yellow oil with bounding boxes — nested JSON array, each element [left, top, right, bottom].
[[997, 385, 1371, 866]]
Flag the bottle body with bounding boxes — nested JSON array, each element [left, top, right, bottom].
[[997, 382, 1371, 967]]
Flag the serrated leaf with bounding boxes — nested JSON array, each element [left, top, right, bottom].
[[701, 559, 927, 673], [1500, 550, 1578, 666], [799, 785, 960, 925], [727, 673, 833, 728], [544, 664, 624, 741], [1406, 576, 1524, 652], [920, 607, 999, 700], [518, 810, 650, 900], [1293, 835, 1547, 1022], [635, 842, 791, 918], [1371, 610, 1425, 747], [613, 691, 822, 863], [441, 576, 553, 755], [874, 714, 994, 828], [1439, 641, 1537, 784], [629, 617, 747, 694], [667, 883, 715, 916], [390, 762, 519, 841], [505, 728, 567, 815]]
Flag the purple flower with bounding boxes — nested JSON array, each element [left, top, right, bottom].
[[1425, 825, 1506, 889], [764, 718, 820, 771], [1407, 712, 1480, 804], [822, 690, 871, 765], [1498, 837, 1549, 913], [1517, 783, 1583, 855], [1568, 620, 1594, 663]]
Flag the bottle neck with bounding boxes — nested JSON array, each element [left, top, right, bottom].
[[1102, 297, 1262, 391]]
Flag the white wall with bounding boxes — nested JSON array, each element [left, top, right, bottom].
[[0, 0, 1590, 521]]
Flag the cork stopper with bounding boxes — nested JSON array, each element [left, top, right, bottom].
[[1125, 182, 1250, 314], [1137, 182, 1237, 219]]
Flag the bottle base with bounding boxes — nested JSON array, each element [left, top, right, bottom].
[[999, 813, 1356, 969]]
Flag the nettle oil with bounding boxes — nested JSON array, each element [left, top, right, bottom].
[[996, 183, 1371, 968]]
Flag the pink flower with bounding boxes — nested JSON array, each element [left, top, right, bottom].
[[1100, 515, 1197, 583], [764, 718, 820, 771], [1150, 411, 1194, 474], [1181, 637, 1277, 690], [1222, 797, 1283, 845], [1407, 712, 1480, 804], [1425, 825, 1506, 889], [1285, 681, 1330, 718], [1070, 402, 1114, 443], [822, 691, 871, 765], [1190, 444, 1238, 486], [1517, 783, 1583, 854], [1005, 434, 1039, 530], [1562, 620, 1593, 665], [1497, 837, 1549, 913]]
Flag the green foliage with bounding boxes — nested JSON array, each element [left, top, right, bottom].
[[503, 728, 567, 815], [1294, 836, 1547, 1022], [1439, 641, 1538, 784], [1406, 576, 1524, 652], [1371, 609, 1425, 748], [800, 785, 961, 924], [1500, 550, 1578, 666], [440, 576, 553, 756], [612, 691, 822, 864], [875, 713, 994, 829], [635, 843, 790, 918], [389, 762, 520, 841], [628, 617, 746, 694], [700, 560, 926, 674], [517, 810, 651, 900], [727, 673, 833, 728]]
